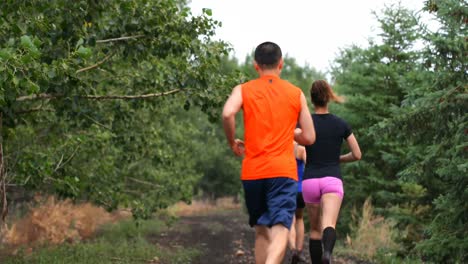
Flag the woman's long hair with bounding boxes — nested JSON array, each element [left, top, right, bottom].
[[310, 80, 344, 107]]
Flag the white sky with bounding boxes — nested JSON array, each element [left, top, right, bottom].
[[189, 0, 430, 73]]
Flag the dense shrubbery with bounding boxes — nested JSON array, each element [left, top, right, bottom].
[[0, 0, 237, 219], [331, 2, 466, 262]]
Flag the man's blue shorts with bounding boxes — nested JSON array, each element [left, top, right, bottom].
[[242, 177, 297, 229]]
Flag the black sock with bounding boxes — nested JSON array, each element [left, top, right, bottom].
[[309, 239, 322, 264], [322, 227, 336, 255]]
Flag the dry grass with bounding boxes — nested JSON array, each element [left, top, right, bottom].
[[345, 198, 398, 259], [167, 197, 240, 216], [0, 196, 129, 247], [0, 196, 239, 250]]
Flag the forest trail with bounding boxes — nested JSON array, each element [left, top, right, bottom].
[[152, 209, 368, 264]]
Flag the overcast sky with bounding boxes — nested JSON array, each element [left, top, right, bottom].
[[189, 0, 430, 73]]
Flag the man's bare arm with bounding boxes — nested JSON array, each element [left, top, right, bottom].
[[222, 85, 244, 156], [294, 92, 315, 145]]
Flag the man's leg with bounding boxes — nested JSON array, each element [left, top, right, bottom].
[[255, 225, 270, 264], [262, 177, 297, 264], [288, 215, 297, 251], [266, 223, 290, 264], [242, 180, 268, 263]]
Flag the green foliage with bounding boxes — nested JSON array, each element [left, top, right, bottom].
[[378, 1, 467, 261], [193, 117, 242, 199], [330, 4, 425, 237], [330, 2, 467, 262], [0, 0, 238, 218]]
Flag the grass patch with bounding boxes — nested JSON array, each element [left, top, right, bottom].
[[2, 218, 201, 264], [336, 198, 422, 263], [1, 198, 243, 263], [167, 197, 240, 216], [98, 218, 166, 241]]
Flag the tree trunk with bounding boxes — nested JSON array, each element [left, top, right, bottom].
[[0, 112, 7, 222]]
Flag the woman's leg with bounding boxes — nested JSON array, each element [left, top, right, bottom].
[[320, 193, 343, 264], [302, 179, 322, 264], [320, 193, 342, 229], [306, 203, 322, 264], [295, 208, 305, 252]]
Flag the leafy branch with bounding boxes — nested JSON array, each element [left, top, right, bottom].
[[15, 88, 182, 102], [96, 35, 145, 44], [76, 52, 116, 74]]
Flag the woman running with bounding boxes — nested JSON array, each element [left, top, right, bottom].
[[302, 80, 361, 264], [289, 140, 307, 264]]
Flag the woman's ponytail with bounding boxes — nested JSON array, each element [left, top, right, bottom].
[[310, 80, 344, 106]]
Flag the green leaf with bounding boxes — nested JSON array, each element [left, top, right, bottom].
[[27, 81, 40, 94], [76, 38, 84, 49], [47, 69, 56, 78], [20, 35, 34, 49], [12, 76, 19, 87], [203, 8, 212, 16], [0, 49, 12, 60], [76, 46, 92, 59]]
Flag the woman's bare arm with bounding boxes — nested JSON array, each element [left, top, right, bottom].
[[340, 133, 361, 162]]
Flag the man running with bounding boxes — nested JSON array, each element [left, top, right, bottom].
[[222, 41, 315, 264]]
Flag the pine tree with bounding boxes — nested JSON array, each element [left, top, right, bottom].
[[380, 1, 467, 261]]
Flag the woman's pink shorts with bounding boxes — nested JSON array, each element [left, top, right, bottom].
[[302, 177, 344, 204]]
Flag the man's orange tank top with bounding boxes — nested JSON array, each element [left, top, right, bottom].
[[241, 74, 302, 181]]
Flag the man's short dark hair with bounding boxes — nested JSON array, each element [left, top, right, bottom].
[[254, 42, 282, 69]]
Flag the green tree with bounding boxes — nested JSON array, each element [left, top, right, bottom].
[[330, 5, 425, 239], [377, 1, 467, 261], [0, 0, 236, 218], [330, 2, 467, 261]]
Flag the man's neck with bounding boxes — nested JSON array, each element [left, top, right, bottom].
[[258, 68, 281, 77]]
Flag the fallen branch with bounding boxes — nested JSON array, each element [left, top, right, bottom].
[[16, 88, 182, 102], [96, 35, 145, 44]]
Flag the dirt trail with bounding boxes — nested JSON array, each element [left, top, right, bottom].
[[151, 209, 365, 264]]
